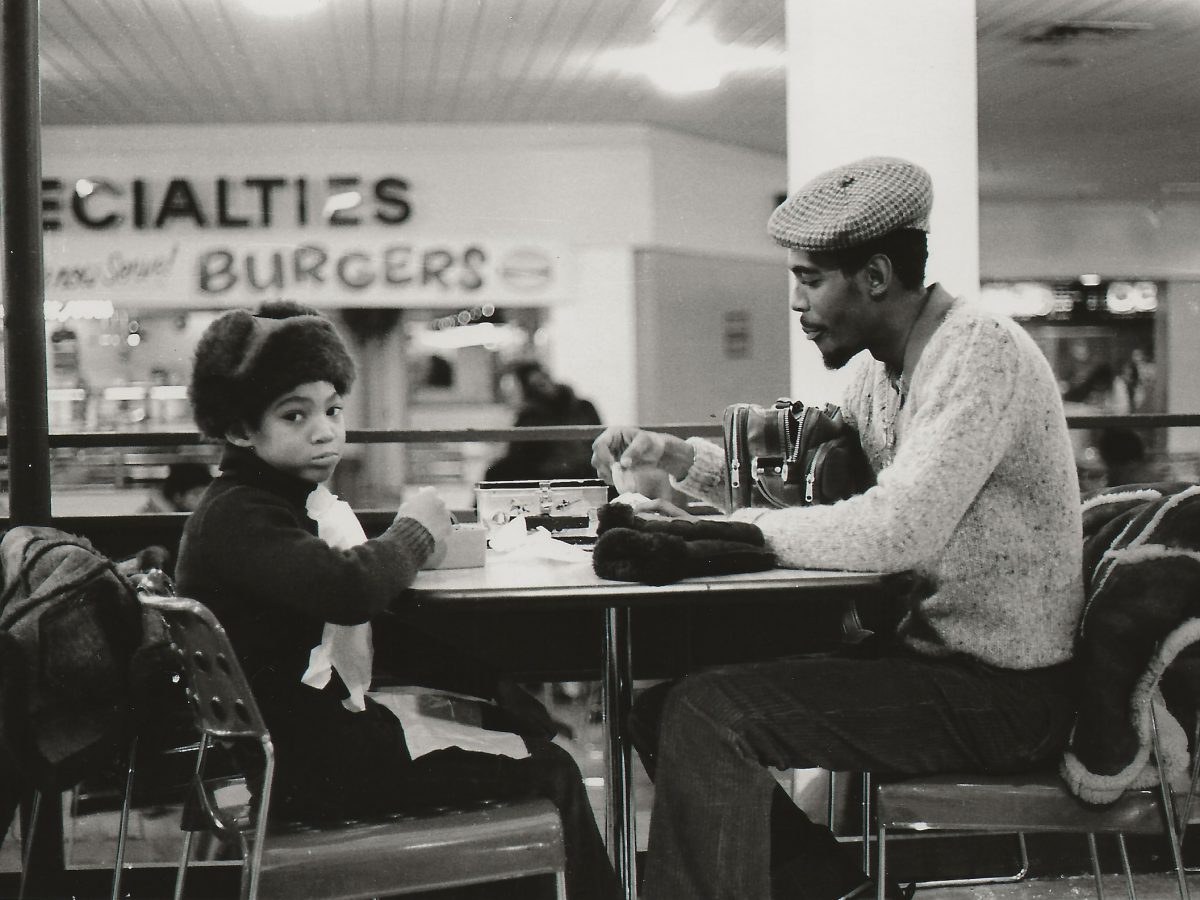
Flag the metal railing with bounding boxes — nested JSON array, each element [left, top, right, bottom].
[[3, 412, 1198, 451]]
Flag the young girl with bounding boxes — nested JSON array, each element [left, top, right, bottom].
[[176, 301, 617, 900]]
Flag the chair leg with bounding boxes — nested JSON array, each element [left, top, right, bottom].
[[554, 870, 568, 900], [240, 752, 274, 900], [1116, 834, 1137, 900], [875, 821, 888, 900], [174, 829, 195, 900], [17, 790, 41, 900], [1181, 716, 1200, 835], [1149, 704, 1191, 900], [111, 736, 140, 900], [861, 772, 872, 877], [1087, 832, 1106, 900], [175, 734, 212, 900]]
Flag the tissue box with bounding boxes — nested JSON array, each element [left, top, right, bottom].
[[421, 523, 487, 570], [476, 479, 609, 538]]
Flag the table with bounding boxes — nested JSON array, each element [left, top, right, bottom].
[[412, 553, 889, 900], [413, 556, 889, 897]]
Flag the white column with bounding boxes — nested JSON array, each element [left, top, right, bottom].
[[783, 0, 979, 402]]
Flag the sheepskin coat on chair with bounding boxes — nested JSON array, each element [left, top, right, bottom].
[[1061, 481, 1200, 804]]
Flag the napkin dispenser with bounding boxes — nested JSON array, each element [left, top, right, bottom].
[[476, 479, 609, 538]]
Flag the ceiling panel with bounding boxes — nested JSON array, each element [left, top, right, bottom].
[[33, 0, 1200, 201]]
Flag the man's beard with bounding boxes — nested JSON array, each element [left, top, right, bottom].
[[820, 344, 857, 371]]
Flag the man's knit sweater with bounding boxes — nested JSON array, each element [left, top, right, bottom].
[[677, 288, 1084, 670]]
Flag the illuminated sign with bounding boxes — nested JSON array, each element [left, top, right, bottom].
[[42, 175, 411, 231]]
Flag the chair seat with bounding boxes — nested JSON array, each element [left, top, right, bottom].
[[256, 798, 565, 900], [877, 771, 1192, 835]]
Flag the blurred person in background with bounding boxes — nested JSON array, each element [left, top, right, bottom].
[[140, 461, 213, 514], [485, 360, 602, 481]]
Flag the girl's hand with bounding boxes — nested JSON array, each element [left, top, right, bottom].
[[397, 487, 453, 546]]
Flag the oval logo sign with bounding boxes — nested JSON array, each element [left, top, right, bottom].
[[498, 248, 554, 291]]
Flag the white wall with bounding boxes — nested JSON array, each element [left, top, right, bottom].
[[981, 201, 1200, 280], [644, 129, 785, 262]]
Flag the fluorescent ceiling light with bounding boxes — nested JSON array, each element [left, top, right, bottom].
[[598, 24, 784, 95], [240, 0, 325, 17]]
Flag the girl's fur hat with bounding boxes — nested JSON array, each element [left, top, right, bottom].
[[190, 300, 356, 439]]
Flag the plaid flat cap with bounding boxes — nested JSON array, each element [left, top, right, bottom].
[[768, 157, 933, 251]]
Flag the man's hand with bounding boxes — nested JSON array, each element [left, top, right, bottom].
[[591, 426, 695, 486], [631, 498, 697, 520]]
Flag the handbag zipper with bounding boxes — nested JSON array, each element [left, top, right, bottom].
[[781, 403, 795, 478], [783, 405, 810, 483], [730, 405, 744, 489], [805, 441, 832, 503]]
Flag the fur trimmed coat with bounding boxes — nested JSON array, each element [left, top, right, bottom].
[[1061, 481, 1200, 804]]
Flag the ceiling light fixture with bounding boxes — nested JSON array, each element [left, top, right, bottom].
[[240, 0, 325, 17], [599, 23, 783, 95]]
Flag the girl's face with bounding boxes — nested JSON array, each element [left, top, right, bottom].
[[230, 380, 346, 484]]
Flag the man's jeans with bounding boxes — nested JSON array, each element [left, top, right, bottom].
[[636, 646, 1079, 900]]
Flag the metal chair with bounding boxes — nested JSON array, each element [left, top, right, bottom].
[[873, 700, 1198, 900], [130, 594, 568, 900], [821, 769, 1031, 892], [828, 602, 1031, 893]]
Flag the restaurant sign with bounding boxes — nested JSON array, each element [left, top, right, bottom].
[[40, 174, 569, 308]]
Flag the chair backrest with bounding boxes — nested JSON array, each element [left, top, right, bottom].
[[139, 594, 268, 744], [138, 594, 274, 900]]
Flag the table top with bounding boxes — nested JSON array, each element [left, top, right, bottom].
[[412, 551, 889, 606]]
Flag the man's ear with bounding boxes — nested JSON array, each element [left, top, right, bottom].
[[225, 423, 254, 448], [862, 254, 893, 299]]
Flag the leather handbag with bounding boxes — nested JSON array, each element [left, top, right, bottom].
[[723, 398, 875, 509]]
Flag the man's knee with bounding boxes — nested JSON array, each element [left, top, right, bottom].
[[656, 669, 749, 746]]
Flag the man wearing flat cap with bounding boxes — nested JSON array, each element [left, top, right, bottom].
[[593, 157, 1083, 899]]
